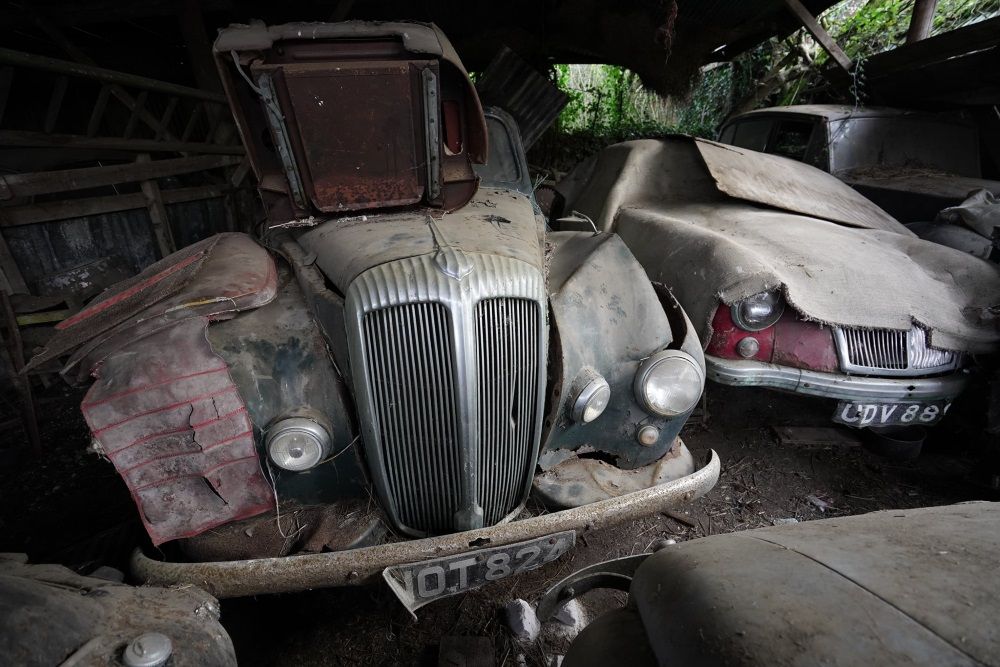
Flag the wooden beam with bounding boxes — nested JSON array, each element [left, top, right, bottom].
[[178, 0, 223, 93], [0, 130, 244, 155], [0, 154, 241, 199], [32, 14, 185, 143], [0, 227, 28, 294], [0, 288, 40, 454], [865, 16, 1000, 76], [138, 154, 176, 257], [0, 46, 227, 104], [87, 85, 112, 137], [906, 0, 939, 43], [43, 75, 69, 133], [781, 0, 853, 73], [0, 66, 14, 126], [0, 185, 229, 226]]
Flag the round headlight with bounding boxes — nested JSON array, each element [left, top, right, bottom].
[[570, 373, 612, 423], [267, 417, 331, 472], [731, 291, 784, 331], [634, 350, 705, 418]]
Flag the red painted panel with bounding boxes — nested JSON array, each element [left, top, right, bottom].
[[706, 305, 775, 362], [706, 303, 840, 373], [773, 314, 840, 373]]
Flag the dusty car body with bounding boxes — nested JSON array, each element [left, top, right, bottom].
[[554, 137, 1000, 429], [541, 502, 1000, 666], [718, 105, 1000, 223], [27, 22, 719, 606]]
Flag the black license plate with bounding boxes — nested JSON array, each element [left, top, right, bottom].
[[383, 531, 575, 614], [833, 400, 951, 427]]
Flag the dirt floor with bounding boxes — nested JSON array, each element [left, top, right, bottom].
[[1, 380, 997, 666]]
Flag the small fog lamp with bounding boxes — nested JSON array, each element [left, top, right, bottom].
[[570, 372, 612, 423]]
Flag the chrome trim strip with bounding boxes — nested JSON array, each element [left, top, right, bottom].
[[345, 252, 547, 536], [130, 452, 721, 599], [706, 356, 969, 401]]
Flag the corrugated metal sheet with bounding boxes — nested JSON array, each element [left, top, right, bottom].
[[477, 46, 567, 150], [4, 196, 231, 295]]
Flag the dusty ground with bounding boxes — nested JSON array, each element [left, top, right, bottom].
[[1, 381, 996, 666]]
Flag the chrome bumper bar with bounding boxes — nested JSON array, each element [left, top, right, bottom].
[[131, 451, 720, 598], [706, 356, 969, 401]]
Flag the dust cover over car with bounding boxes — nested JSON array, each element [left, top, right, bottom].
[[24, 21, 719, 610], [555, 136, 1000, 429]]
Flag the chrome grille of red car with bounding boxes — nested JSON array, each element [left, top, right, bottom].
[[835, 326, 960, 376]]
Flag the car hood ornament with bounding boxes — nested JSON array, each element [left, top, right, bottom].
[[428, 217, 474, 280]]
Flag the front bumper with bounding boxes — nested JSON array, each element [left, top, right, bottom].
[[706, 356, 969, 402], [130, 450, 720, 598]]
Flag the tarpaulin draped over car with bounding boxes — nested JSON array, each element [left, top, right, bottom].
[[560, 137, 1000, 353]]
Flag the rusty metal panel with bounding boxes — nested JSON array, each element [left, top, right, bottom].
[[270, 60, 429, 212]]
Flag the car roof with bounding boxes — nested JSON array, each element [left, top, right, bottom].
[[728, 105, 913, 122]]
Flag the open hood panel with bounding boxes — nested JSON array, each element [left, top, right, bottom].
[[214, 21, 488, 223]]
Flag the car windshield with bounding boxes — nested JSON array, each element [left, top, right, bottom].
[[475, 115, 524, 189]]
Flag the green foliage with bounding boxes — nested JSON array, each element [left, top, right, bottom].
[[552, 64, 677, 136], [777, 0, 999, 103], [533, 0, 999, 174]]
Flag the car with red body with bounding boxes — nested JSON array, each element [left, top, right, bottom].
[[553, 136, 1000, 429]]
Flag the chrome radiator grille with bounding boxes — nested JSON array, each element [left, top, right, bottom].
[[346, 253, 546, 536], [840, 328, 908, 370], [476, 298, 541, 526], [834, 325, 960, 376], [362, 303, 462, 532]]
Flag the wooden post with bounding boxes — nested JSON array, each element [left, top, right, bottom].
[[781, 0, 854, 73], [0, 224, 27, 295], [907, 0, 939, 43], [178, 0, 222, 93], [1, 287, 40, 455], [137, 154, 177, 258]]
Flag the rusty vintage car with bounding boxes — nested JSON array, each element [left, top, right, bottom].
[[553, 137, 1000, 430], [718, 105, 1000, 224], [26, 22, 718, 610]]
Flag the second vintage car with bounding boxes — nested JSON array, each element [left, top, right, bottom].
[[718, 104, 1000, 224], [554, 136, 1000, 429], [25, 21, 718, 611]]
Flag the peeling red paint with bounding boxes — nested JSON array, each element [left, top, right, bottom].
[[707, 302, 840, 373]]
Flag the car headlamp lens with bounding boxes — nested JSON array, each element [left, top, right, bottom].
[[634, 350, 705, 418], [267, 417, 331, 472], [570, 374, 612, 423], [731, 291, 784, 331]]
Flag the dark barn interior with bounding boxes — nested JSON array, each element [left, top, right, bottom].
[[2, 1, 1000, 665]]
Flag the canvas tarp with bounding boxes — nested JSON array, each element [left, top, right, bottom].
[[560, 137, 1000, 353]]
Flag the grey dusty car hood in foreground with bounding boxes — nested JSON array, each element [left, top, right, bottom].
[[559, 137, 1000, 353]]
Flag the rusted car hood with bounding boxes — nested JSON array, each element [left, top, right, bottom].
[[295, 188, 544, 292], [559, 137, 1000, 353]]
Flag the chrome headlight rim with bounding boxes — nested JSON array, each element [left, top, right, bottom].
[[266, 417, 332, 472], [730, 290, 784, 332], [633, 349, 705, 418], [569, 372, 612, 423]]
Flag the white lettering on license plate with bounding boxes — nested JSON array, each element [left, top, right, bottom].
[[834, 401, 951, 426], [383, 531, 575, 615]]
